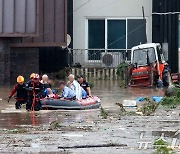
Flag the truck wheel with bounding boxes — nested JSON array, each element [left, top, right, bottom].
[[162, 69, 169, 87]]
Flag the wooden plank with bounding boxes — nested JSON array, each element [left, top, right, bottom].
[[10, 42, 66, 47], [3, 0, 14, 33], [55, 0, 65, 43], [26, 0, 36, 33], [44, 0, 55, 42], [15, 0, 26, 33], [33, 0, 43, 43], [0, 0, 3, 33], [0, 0, 38, 37]]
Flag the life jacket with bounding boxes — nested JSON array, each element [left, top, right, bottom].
[[9, 83, 27, 100]]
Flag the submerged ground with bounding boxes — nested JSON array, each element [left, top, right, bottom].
[[0, 80, 179, 154]]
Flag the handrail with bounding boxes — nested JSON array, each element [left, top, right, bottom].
[[71, 49, 131, 51]]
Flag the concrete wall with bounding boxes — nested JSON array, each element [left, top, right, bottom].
[[73, 0, 152, 49], [73, 0, 152, 67]]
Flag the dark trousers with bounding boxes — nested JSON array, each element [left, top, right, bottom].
[[26, 97, 41, 111], [15, 100, 26, 109]]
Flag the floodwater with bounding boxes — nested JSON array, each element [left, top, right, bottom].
[[0, 80, 165, 129], [0, 80, 179, 154]]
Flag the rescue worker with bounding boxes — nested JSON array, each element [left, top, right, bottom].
[[59, 81, 76, 100], [30, 73, 35, 80], [25, 74, 45, 111], [77, 75, 92, 96], [8, 76, 27, 109], [68, 74, 82, 100]]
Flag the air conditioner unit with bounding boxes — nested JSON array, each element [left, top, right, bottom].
[[101, 52, 124, 67]]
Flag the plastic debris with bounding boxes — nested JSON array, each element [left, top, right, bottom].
[[136, 97, 144, 102], [136, 96, 163, 103], [123, 100, 136, 107], [152, 96, 163, 103]]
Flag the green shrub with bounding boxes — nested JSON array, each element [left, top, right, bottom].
[[116, 62, 128, 80], [162, 87, 180, 108], [153, 139, 174, 154]]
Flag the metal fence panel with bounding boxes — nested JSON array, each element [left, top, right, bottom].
[[0, 0, 38, 37], [72, 49, 129, 68]]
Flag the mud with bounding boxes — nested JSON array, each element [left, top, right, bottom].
[[0, 80, 179, 154]]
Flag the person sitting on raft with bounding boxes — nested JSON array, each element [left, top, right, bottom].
[[41, 74, 53, 95], [77, 75, 92, 96], [68, 74, 82, 100], [8, 76, 27, 109], [59, 81, 76, 100], [67, 81, 87, 99]]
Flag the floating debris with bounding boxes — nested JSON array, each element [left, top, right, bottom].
[[58, 143, 127, 149], [49, 121, 62, 130]]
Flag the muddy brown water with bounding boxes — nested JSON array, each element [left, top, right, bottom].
[[0, 80, 164, 129], [0, 80, 179, 154]]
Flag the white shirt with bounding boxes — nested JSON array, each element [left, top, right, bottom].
[[71, 80, 82, 100]]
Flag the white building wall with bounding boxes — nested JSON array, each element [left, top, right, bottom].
[[73, 0, 152, 67]]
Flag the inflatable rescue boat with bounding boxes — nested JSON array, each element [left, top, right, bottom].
[[40, 96, 101, 110]]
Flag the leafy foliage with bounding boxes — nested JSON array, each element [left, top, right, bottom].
[[138, 98, 159, 116], [116, 62, 128, 79], [153, 139, 175, 154], [162, 87, 180, 108]]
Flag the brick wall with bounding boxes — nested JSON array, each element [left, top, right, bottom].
[[10, 48, 39, 84], [0, 38, 10, 85]]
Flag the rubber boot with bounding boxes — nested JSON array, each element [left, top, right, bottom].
[[15, 101, 21, 109]]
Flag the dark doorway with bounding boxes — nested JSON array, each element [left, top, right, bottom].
[[39, 47, 70, 74]]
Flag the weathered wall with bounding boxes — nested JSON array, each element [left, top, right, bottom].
[[73, 0, 152, 49], [0, 0, 37, 37], [73, 0, 152, 67], [0, 38, 10, 85], [11, 0, 67, 47], [10, 48, 39, 84]]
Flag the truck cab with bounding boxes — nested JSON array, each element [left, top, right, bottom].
[[128, 43, 168, 87]]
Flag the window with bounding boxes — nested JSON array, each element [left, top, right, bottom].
[[107, 20, 126, 49], [133, 48, 156, 66], [88, 20, 105, 60], [87, 18, 147, 60]]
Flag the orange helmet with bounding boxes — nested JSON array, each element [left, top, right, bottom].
[[17, 76, 24, 83], [34, 74, 40, 79], [30, 73, 35, 79]]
